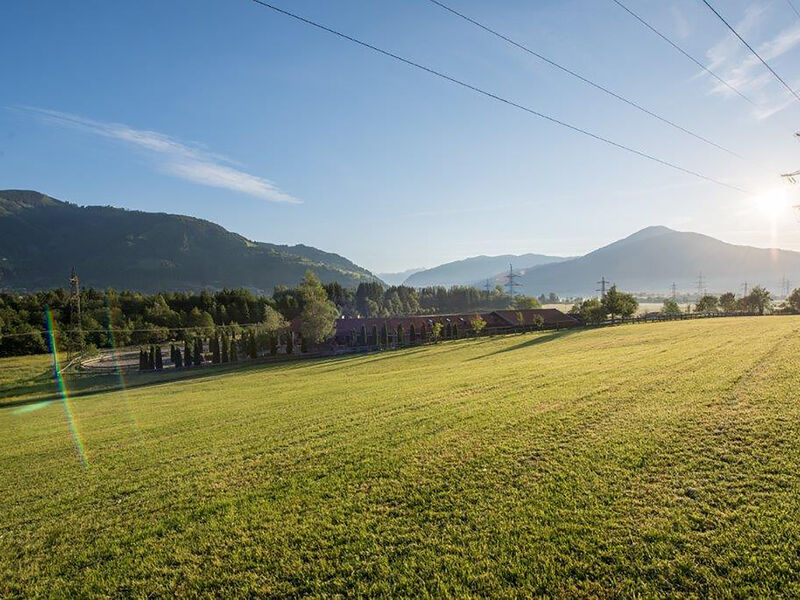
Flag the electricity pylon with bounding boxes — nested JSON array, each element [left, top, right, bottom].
[[505, 264, 521, 300]]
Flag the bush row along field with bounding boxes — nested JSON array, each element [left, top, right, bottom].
[[2, 317, 800, 597]]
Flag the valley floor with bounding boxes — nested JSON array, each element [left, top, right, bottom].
[[2, 317, 800, 597]]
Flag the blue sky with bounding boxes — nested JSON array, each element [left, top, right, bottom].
[[3, 0, 800, 272]]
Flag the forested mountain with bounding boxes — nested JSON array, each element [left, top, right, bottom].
[[403, 253, 570, 287], [517, 226, 800, 296], [0, 190, 379, 293]]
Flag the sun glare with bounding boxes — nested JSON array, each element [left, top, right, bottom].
[[752, 187, 788, 219]]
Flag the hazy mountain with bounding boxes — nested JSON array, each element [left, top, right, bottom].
[[403, 254, 570, 288], [0, 190, 379, 293], [518, 226, 800, 297], [377, 268, 426, 286]]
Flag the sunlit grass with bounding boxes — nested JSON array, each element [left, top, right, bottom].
[[2, 317, 800, 596]]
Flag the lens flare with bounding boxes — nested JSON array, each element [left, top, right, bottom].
[[45, 307, 90, 467], [104, 299, 129, 393], [104, 299, 150, 453], [12, 400, 53, 415]]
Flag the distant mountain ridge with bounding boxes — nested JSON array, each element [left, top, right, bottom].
[[377, 268, 426, 286], [517, 226, 800, 296], [403, 253, 571, 288], [0, 190, 379, 293]]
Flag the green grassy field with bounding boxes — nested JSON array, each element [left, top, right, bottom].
[[3, 317, 800, 597]]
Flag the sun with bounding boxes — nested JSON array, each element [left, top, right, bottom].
[[752, 187, 789, 219]]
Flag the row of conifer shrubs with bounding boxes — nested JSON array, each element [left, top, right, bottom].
[[138, 329, 308, 371]]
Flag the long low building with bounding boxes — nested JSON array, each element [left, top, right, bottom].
[[331, 308, 579, 347]]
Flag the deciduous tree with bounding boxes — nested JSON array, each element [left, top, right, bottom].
[[719, 292, 737, 312], [574, 298, 607, 324], [695, 295, 719, 313], [470, 314, 487, 336], [298, 270, 338, 345], [786, 288, 800, 312], [602, 286, 638, 321], [661, 299, 681, 314], [746, 285, 772, 315]]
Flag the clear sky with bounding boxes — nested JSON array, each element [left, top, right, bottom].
[[3, 0, 800, 272]]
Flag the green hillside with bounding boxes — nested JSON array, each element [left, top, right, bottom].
[[3, 317, 800, 596], [0, 190, 378, 293]]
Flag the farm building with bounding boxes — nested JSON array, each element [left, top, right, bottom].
[[330, 308, 579, 347]]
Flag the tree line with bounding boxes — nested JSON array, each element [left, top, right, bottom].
[[661, 286, 774, 315], [0, 274, 543, 357], [0, 271, 338, 357], [568, 284, 781, 324]]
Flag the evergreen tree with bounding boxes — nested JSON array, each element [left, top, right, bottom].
[[155, 346, 163, 370], [269, 335, 278, 356], [193, 338, 202, 366], [300, 335, 308, 353], [184, 340, 192, 366], [221, 334, 229, 363], [230, 337, 238, 362], [248, 330, 258, 359], [286, 332, 294, 355], [174, 346, 183, 368], [212, 334, 221, 364], [139, 348, 147, 371], [148, 345, 155, 370]]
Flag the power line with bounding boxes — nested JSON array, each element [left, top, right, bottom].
[[611, 0, 755, 106], [426, 0, 743, 159], [700, 0, 800, 105], [247, 0, 748, 194], [785, 0, 800, 22]]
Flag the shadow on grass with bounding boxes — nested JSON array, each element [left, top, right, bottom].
[[0, 357, 310, 410], [307, 346, 433, 373], [308, 337, 503, 374], [467, 328, 582, 361]]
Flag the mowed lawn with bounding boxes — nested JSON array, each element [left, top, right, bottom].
[[3, 317, 800, 597]]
